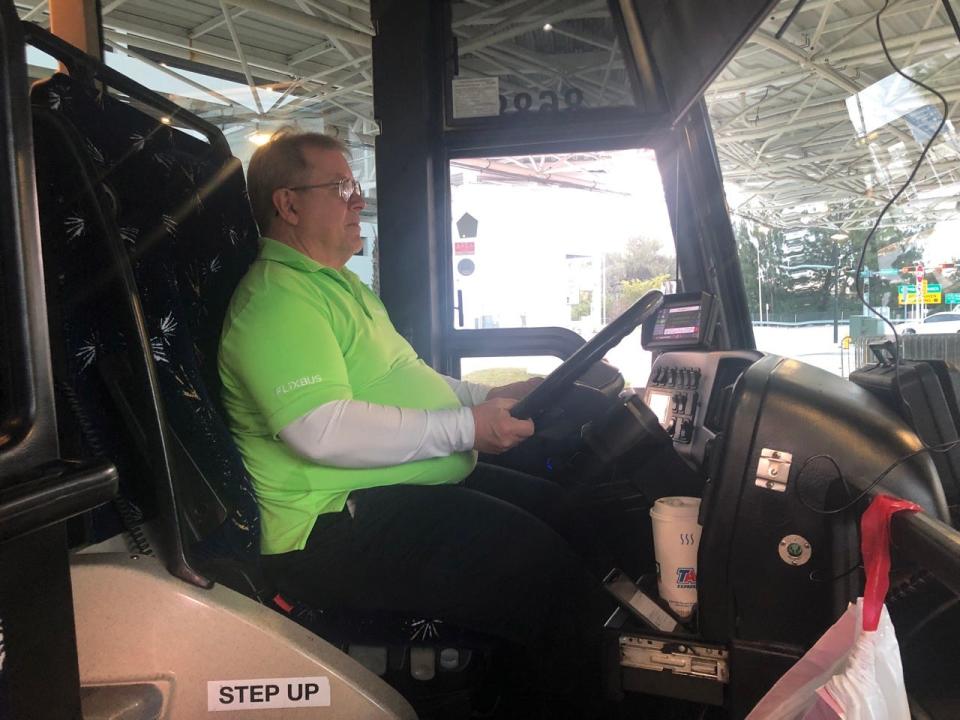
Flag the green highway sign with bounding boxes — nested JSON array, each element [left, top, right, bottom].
[[947, 292, 960, 304], [898, 283, 942, 294]]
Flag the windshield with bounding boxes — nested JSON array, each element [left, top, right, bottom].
[[707, 2, 960, 375]]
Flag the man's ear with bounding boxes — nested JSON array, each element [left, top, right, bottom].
[[272, 187, 299, 226]]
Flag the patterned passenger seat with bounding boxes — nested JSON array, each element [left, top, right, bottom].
[[32, 71, 261, 570], [27, 25, 491, 718]]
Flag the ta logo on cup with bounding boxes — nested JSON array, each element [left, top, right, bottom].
[[676, 567, 697, 589]]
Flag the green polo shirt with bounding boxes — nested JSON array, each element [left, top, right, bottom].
[[219, 237, 476, 554]]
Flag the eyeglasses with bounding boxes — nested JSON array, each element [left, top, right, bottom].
[[286, 177, 363, 202]]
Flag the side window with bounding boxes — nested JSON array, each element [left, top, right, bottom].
[[449, 148, 675, 387], [449, 1, 646, 120], [706, 6, 960, 375], [26, 45, 57, 83], [85, 46, 382, 290], [461, 356, 562, 386]]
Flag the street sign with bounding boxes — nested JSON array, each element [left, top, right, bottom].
[[946, 292, 960, 304], [898, 282, 941, 294], [898, 291, 942, 305]]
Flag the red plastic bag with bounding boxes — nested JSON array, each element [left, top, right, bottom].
[[746, 495, 919, 720]]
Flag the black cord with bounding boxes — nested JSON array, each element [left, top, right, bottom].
[[796, 440, 960, 516], [775, 0, 809, 40], [941, 0, 960, 46], [852, 0, 952, 452], [810, 562, 863, 583]]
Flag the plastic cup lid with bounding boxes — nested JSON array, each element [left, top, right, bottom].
[[650, 496, 701, 519]]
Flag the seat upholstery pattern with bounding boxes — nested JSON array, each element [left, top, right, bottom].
[[32, 73, 261, 561]]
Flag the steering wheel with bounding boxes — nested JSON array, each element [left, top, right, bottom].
[[510, 290, 664, 421]]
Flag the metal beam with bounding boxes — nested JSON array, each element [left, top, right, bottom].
[[100, 17, 365, 96], [292, 0, 373, 85], [453, 0, 533, 28], [288, 42, 335, 66], [224, 0, 371, 46], [104, 37, 249, 111], [300, 0, 373, 35], [22, 1, 47, 21], [459, 0, 604, 54], [188, 7, 248, 40], [101, 0, 130, 14], [219, 0, 263, 114]]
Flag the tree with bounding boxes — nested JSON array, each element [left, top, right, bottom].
[[604, 236, 673, 319]]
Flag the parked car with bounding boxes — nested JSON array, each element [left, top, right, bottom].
[[901, 311, 960, 334]]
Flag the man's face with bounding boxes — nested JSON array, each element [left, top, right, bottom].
[[288, 146, 365, 267]]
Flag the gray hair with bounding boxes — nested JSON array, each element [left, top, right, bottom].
[[246, 129, 348, 234]]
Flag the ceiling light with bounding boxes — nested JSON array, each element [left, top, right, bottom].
[[543, 23, 553, 31], [830, 232, 849, 240], [248, 131, 273, 146], [160, 116, 171, 125]]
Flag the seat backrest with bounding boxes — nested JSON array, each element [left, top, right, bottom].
[[31, 69, 263, 574]]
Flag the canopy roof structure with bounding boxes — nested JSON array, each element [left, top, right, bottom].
[[707, 0, 960, 234], [16, 0, 960, 234]]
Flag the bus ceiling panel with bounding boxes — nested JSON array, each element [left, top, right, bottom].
[[629, 0, 781, 125]]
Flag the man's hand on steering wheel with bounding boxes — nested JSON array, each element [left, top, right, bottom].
[[486, 377, 544, 401], [472, 398, 535, 454]]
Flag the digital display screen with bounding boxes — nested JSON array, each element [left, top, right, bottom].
[[647, 391, 672, 426], [651, 304, 701, 341]]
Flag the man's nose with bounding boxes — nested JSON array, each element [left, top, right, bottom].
[[348, 190, 365, 210]]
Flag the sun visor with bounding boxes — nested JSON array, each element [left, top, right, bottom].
[[623, 0, 779, 124]]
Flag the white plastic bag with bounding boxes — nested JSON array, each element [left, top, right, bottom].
[[746, 600, 908, 720], [746, 495, 917, 720]]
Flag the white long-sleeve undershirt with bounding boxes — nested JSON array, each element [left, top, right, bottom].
[[278, 375, 491, 468]]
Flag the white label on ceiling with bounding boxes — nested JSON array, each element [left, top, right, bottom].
[[452, 77, 500, 119], [207, 677, 331, 711]]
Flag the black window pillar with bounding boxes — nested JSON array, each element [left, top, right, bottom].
[[371, 0, 448, 366]]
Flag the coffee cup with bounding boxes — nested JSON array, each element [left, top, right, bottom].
[[650, 496, 701, 619]]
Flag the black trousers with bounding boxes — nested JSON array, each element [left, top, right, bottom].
[[261, 463, 610, 716]]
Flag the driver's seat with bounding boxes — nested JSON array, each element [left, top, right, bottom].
[[27, 27, 495, 718]]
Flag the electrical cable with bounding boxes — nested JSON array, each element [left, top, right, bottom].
[[782, 4, 960, 600], [941, 0, 960, 46], [796, 440, 960, 516], [775, 0, 809, 40], [810, 562, 863, 583], [852, 0, 952, 453]]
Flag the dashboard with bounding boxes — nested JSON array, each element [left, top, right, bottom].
[[643, 350, 760, 471]]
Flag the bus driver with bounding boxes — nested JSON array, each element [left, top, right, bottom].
[[218, 130, 604, 716]]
